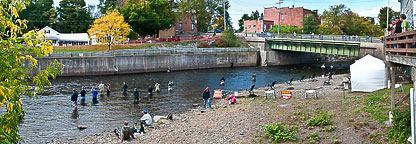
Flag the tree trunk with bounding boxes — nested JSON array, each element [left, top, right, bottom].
[[108, 44, 111, 51]]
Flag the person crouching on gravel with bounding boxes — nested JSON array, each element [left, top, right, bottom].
[[225, 95, 236, 104], [114, 121, 135, 142]]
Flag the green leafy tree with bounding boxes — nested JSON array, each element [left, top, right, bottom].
[[98, 0, 118, 16], [268, 25, 301, 34], [120, 0, 175, 40], [55, 0, 93, 33], [178, 0, 220, 33], [378, 7, 399, 29], [19, 0, 57, 32], [0, 0, 63, 143], [319, 4, 350, 35], [303, 13, 319, 34], [238, 14, 251, 32], [251, 10, 260, 20], [213, 0, 232, 31]]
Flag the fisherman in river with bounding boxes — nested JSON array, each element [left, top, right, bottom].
[[133, 88, 140, 102], [122, 82, 128, 95], [220, 77, 225, 86], [106, 83, 111, 96], [71, 89, 78, 111], [168, 81, 174, 91], [154, 83, 160, 93], [98, 81, 105, 95], [148, 85, 153, 95], [91, 87, 99, 105], [252, 72, 256, 81], [80, 87, 86, 105]]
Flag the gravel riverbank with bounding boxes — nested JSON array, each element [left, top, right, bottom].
[[52, 74, 368, 144]]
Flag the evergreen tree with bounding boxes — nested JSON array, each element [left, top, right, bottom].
[[55, 0, 92, 33], [19, 0, 56, 32]]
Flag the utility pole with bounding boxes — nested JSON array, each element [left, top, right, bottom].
[[386, 0, 389, 31], [277, 0, 284, 37], [223, 0, 226, 31]]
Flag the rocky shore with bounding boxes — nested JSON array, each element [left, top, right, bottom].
[[52, 74, 364, 144]]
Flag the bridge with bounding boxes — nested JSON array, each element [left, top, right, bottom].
[[244, 37, 384, 66]]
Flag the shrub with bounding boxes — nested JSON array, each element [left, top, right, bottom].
[[263, 122, 298, 143], [307, 110, 334, 126], [214, 29, 241, 47], [197, 41, 210, 48], [387, 109, 411, 143], [322, 125, 336, 132]]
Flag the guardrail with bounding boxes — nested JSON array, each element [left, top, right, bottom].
[[236, 33, 381, 43], [385, 30, 416, 56], [49, 48, 258, 57]]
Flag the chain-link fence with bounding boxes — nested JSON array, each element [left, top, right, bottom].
[[50, 48, 258, 57]]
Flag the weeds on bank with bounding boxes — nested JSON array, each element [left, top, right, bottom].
[[263, 122, 298, 143], [306, 131, 321, 144], [307, 110, 334, 127], [387, 108, 411, 143]]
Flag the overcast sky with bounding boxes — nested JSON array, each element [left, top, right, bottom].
[[53, 0, 401, 29]]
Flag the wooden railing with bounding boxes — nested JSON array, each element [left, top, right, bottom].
[[385, 30, 416, 56]]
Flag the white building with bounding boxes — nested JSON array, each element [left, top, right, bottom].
[[40, 26, 97, 46]]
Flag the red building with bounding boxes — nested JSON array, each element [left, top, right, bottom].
[[159, 0, 197, 38], [243, 6, 320, 33], [264, 6, 319, 28], [243, 20, 274, 33]]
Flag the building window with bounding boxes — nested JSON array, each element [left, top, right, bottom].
[[191, 16, 194, 21], [179, 18, 182, 21], [249, 25, 251, 28], [253, 25, 256, 27], [46, 30, 50, 34], [282, 15, 284, 20], [191, 24, 194, 30], [270, 25, 273, 28], [179, 23, 182, 30]]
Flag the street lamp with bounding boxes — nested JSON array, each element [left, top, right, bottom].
[[386, 0, 389, 32], [277, 0, 284, 37]]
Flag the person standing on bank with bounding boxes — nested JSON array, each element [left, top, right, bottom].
[[202, 87, 211, 109], [133, 88, 140, 102], [122, 82, 128, 95], [71, 89, 78, 111]]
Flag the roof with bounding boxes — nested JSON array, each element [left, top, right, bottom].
[[59, 33, 89, 42]]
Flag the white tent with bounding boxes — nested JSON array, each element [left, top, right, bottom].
[[350, 55, 387, 92]]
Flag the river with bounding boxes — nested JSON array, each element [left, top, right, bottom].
[[19, 64, 349, 143]]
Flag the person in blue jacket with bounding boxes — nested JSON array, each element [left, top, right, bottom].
[[71, 89, 78, 110], [91, 87, 99, 105]]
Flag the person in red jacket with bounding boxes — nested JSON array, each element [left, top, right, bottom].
[[226, 95, 236, 104]]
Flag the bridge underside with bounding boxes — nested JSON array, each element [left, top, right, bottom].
[[268, 39, 361, 57]]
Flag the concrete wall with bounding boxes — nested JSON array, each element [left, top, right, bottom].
[[37, 52, 259, 76], [359, 42, 384, 59]]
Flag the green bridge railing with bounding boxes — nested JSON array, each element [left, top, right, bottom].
[[267, 39, 361, 56]]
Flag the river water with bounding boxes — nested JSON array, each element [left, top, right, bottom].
[[19, 64, 349, 143]]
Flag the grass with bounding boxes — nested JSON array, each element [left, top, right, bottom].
[[53, 40, 199, 52], [359, 84, 413, 123]]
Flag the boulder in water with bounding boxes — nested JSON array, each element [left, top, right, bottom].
[[77, 125, 88, 130]]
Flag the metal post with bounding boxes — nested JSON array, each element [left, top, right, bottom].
[[391, 65, 395, 110], [387, 0, 389, 31], [277, 0, 283, 37]]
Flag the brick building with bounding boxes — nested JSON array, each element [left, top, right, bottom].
[[264, 6, 319, 28], [243, 20, 274, 33], [243, 6, 319, 33], [159, 0, 197, 38]]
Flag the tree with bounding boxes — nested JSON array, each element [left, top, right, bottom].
[[303, 13, 319, 34], [251, 10, 260, 20], [98, 0, 118, 16], [19, 0, 57, 32], [268, 25, 301, 34], [319, 4, 350, 35], [88, 10, 130, 51], [55, 0, 93, 33], [0, 1, 63, 143], [238, 14, 251, 32], [378, 7, 399, 29], [120, 0, 175, 40], [213, 0, 232, 31]]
